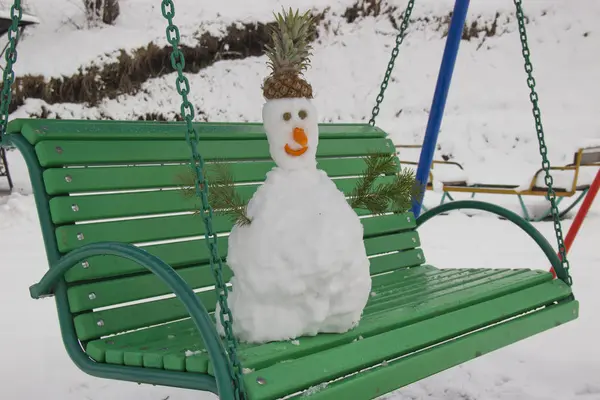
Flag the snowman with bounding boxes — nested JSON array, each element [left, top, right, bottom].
[[215, 9, 371, 344]]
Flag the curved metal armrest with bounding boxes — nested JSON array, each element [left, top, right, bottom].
[[30, 241, 235, 398], [416, 200, 570, 285]]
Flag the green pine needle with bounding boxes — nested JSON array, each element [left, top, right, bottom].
[[176, 161, 252, 227], [349, 152, 397, 208], [176, 152, 421, 225], [349, 152, 420, 215]]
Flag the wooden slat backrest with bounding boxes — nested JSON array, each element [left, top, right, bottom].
[[7, 119, 426, 342]]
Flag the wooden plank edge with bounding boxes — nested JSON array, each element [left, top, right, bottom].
[[242, 278, 570, 399], [288, 300, 579, 400]]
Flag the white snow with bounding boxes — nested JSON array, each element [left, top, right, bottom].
[[1, 0, 600, 398], [262, 98, 321, 170], [0, 9, 39, 24], [215, 96, 371, 343], [216, 165, 371, 343]]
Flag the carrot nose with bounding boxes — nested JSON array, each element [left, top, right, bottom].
[[293, 127, 308, 147]]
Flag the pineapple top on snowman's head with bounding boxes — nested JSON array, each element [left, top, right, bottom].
[[262, 9, 318, 170]]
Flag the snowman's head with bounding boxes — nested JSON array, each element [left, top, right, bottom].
[[262, 97, 319, 170]]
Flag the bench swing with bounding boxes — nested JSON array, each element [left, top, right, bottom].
[[0, 0, 579, 399]]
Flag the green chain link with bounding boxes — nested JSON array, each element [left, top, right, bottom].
[[160, 1, 246, 398], [0, 0, 23, 146], [513, 0, 572, 286], [369, 0, 415, 126]]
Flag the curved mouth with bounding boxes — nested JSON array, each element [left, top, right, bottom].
[[285, 144, 308, 156], [284, 127, 308, 157]]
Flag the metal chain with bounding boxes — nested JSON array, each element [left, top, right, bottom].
[[369, 0, 415, 126], [160, 1, 246, 398], [0, 0, 23, 146], [513, 0, 572, 285]]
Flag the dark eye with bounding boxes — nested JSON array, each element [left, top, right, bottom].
[[298, 110, 307, 119], [283, 112, 292, 121]]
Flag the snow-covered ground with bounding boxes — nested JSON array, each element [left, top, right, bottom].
[[0, 0, 599, 398]]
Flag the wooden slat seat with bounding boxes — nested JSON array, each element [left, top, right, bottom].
[[84, 268, 570, 380], [6, 119, 577, 400]]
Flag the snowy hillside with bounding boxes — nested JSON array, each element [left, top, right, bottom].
[[5, 0, 600, 191], [1, 0, 599, 399]]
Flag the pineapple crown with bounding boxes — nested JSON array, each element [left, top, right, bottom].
[[262, 8, 317, 100]]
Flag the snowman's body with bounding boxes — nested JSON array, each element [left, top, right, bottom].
[[216, 98, 372, 343]]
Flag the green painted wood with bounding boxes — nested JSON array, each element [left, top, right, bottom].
[[123, 318, 212, 371], [79, 268, 517, 352], [67, 248, 424, 314], [363, 269, 510, 315], [65, 230, 420, 284], [7, 119, 385, 145], [86, 319, 193, 363], [98, 317, 213, 371], [90, 267, 513, 376], [225, 269, 543, 372], [117, 327, 205, 367], [163, 347, 201, 371], [87, 319, 197, 364], [83, 266, 438, 363], [83, 267, 458, 371], [55, 211, 415, 253], [369, 265, 442, 291], [67, 232, 423, 311], [56, 213, 228, 253], [99, 266, 490, 376], [72, 250, 427, 340], [301, 302, 579, 400], [364, 269, 498, 309], [43, 157, 386, 195], [163, 346, 206, 372], [368, 249, 424, 275], [144, 340, 209, 371], [5, 118, 26, 135], [364, 231, 420, 260], [82, 269, 566, 392], [124, 339, 171, 367], [49, 176, 397, 224], [120, 325, 211, 370], [34, 137, 394, 167], [243, 279, 572, 400], [202, 271, 488, 376], [68, 263, 231, 313], [65, 237, 229, 283], [73, 287, 218, 341], [286, 302, 579, 400]]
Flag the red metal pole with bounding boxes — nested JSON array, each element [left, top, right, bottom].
[[550, 169, 600, 278]]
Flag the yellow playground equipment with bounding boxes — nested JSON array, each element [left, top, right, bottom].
[[397, 144, 600, 221]]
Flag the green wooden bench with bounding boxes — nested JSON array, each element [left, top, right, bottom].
[[6, 118, 577, 400]]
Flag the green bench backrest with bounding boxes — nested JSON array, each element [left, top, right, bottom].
[[7, 119, 426, 342]]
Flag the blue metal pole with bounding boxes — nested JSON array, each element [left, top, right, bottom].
[[411, 0, 470, 217]]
